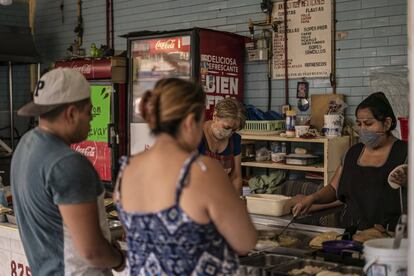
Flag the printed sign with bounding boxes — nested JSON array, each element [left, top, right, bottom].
[[199, 30, 245, 119], [71, 141, 111, 181], [88, 85, 111, 142], [55, 58, 113, 80], [132, 36, 191, 54], [71, 85, 112, 181], [272, 0, 331, 79]]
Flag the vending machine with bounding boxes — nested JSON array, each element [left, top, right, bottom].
[[54, 57, 127, 185], [124, 28, 247, 154]]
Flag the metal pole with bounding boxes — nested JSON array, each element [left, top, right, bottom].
[[8, 61, 14, 150], [37, 63, 40, 80], [331, 0, 337, 94], [283, 0, 289, 105], [407, 0, 413, 273]]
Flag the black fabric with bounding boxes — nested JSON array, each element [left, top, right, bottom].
[[278, 180, 323, 197], [0, 25, 41, 64], [337, 140, 407, 230]]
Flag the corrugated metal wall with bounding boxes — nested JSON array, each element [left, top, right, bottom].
[[3, 0, 408, 128]]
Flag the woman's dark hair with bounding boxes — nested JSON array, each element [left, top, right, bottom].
[[140, 78, 205, 137], [355, 92, 397, 132]]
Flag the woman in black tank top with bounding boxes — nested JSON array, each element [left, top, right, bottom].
[[292, 92, 407, 230]]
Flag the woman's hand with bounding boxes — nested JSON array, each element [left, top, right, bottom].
[[292, 194, 315, 216], [388, 164, 408, 188]]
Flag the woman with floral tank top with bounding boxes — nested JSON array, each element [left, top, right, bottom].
[[115, 78, 256, 275]]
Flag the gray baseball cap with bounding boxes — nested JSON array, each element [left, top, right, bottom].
[[18, 68, 91, 117]]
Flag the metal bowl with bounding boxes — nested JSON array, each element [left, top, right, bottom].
[[331, 265, 364, 275], [270, 259, 339, 275], [108, 220, 123, 242], [322, 240, 362, 255], [240, 254, 299, 276], [108, 219, 122, 229]]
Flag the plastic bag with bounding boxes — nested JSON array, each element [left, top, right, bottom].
[[369, 67, 408, 118], [255, 147, 270, 161], [326, 98, 348, 115]]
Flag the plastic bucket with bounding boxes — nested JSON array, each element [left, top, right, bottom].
[[398, 117, 408, 141], [363, 238, 407, 276], [323, 114, 344, 137]]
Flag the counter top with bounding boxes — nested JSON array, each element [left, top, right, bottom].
[[0, 222, 20, 240], [251, 214, 344, 234], [250, 205, 345, 234]]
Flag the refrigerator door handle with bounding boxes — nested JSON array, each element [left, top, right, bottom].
[[108, 123, 118, 148]]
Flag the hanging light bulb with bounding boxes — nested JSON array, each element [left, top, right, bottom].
[[0, 0, 12, 5]]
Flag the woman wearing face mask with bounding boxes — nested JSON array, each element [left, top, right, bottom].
[[292, 92, 407, 230], [199, 98, 246, 193]]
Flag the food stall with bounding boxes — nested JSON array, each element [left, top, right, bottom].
[[0, 0, 411, 275]]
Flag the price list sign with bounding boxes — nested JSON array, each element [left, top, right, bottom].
[[272, 0, 332, 79]]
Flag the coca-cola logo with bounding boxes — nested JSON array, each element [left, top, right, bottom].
[[74, 145, 96, 158], [72, 64, 92, 74], [155, 39, 176, 50]]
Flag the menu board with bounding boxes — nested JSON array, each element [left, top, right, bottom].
[[272, 0, 331, 79]]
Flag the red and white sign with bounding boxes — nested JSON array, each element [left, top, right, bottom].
[[71, 141, 111, 181], [133, 36, 191, 54], [199, 30, 245, 119], [55, 58, 113, 80]]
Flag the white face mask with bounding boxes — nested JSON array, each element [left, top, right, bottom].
[[212, 126, 232, 140]]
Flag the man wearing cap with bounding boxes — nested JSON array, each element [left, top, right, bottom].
[[11, 68, 124, 275]]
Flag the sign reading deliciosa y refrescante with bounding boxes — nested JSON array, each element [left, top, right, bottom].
[[272, 0, 332, 79]]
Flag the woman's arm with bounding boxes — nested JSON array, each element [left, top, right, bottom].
[[229, 133, 243, 194], [200, 157, 257, 255], [230, 154, 242, 194], [292, 166, 342, 216]]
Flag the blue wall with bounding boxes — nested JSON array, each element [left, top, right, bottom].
[[0, 3, 32, 142], [16, 0, 409, 120]]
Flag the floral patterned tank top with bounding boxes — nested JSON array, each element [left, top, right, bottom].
[[114, 153, 240, 275]]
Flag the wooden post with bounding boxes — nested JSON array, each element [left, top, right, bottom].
[[407, 0, 413, 273]]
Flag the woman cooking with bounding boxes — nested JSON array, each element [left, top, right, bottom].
[[198, 98, 245, 193], [293, 92, 407, 230]]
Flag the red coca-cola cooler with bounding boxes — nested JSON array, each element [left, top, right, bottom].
[[54, 57, 127, 186], [123, 28, 247, 154]]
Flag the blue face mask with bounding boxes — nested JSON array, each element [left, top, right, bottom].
[[359, 129, 384, 148]]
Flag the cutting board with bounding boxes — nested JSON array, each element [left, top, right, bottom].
[[310, 93, 345, 131]]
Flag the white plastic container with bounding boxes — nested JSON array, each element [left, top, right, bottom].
[[323, 114, 344, 137], [245, 194, 293, 216], [363, 238, 407, 276], [285, 110, 296, 138]]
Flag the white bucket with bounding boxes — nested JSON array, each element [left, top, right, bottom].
[[323, 114, 344, 137], [363, 238, 407, 276]]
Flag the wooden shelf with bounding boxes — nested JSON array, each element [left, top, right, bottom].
[[240, 134, 328, 143], [241, 161, 324, 172], [241, 135, 350, 186]]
